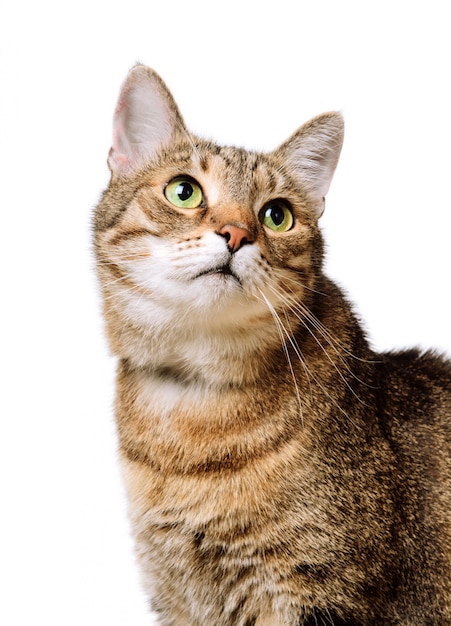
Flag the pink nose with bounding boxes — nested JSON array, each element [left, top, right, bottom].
[[219, 224, 253, 253]]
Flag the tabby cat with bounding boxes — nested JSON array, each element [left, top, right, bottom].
[[94, 65, 451, 625]]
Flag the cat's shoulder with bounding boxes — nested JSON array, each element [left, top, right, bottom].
[[376, 348, 450, 442], [379, 347, 451, 391]]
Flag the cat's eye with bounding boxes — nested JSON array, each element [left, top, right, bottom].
[[259, 202, 294, 232], [164, 177, 203, 209]]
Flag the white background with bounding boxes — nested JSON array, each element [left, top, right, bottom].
[[1, 1, 449, 624]]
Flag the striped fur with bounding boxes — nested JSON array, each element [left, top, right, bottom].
[[94, 66, 451, 625]]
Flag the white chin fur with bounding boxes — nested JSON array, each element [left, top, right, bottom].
[[108, 231, 291, 376], [119, 231, 272, 329]]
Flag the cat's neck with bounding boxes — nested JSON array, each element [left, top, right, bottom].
[[115, 317, 285, 388], [113, 275, 375, 480], [110, 275, 370, 391]]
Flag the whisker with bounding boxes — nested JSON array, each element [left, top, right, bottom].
[[97, 261, 157, 304], [281, 308, 315, 405], [274, 272, 380, 366], [271, 267, 328, 297], [175, 121, 203, 164], [257, 290, 304, 425], [269, 276, 377, 366], [265, 282, 368, 407], [323, 607, 336, 625], [257, 279, 367, 421], [257, 288, 356, 423]]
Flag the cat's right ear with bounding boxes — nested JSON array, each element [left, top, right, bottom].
[[108, 65, 186, 176]]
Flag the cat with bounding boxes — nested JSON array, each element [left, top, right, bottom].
[[93, 65, 451, 625]]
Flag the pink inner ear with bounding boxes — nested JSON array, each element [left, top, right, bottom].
[[108, 146, 129, 172], [112, 101, 129, 153], [108, 98, 134, 173], [107, 65, 189, 176]]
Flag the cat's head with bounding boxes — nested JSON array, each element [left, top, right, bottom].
[[94, 65, 343, 369]]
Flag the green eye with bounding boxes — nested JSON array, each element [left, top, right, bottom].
[[259, 202, 294, 232], [164, 177, 203, 209]]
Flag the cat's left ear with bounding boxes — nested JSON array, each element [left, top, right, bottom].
[[108, 65, 188, 176], [275, 112, 344, 218]]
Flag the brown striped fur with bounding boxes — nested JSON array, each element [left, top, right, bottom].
[[93, 66, 451, 625]]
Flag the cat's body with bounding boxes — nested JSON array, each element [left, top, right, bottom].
[[94, 66, 451, 625]]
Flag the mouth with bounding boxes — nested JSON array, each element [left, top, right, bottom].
[[194, 263, 241, 283]]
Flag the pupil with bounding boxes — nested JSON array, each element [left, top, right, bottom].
[[270, 206, 285, 225], [177, 182, 193, 201]]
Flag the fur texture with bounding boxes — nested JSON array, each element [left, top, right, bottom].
[[94, 65, 451, 625]]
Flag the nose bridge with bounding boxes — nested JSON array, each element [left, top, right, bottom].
[[213, 201, 256, 253], [215, 200, 253, 230]]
